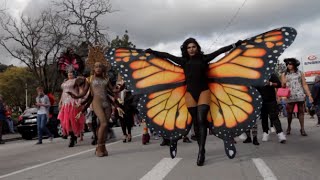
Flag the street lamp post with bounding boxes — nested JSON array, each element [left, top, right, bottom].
[[25, 83, 28, 109]]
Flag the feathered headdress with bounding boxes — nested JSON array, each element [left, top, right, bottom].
[[86, 45, 111, 72], [57, 48, 84, 77]]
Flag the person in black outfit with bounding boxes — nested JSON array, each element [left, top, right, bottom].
[[146, 38, 242, 166], [312, 75, 320, 126], [257, 73, 286, 143], [120, 90, 134, 142]]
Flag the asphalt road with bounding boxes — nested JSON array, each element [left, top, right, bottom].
[[0, 115, 319, 180]]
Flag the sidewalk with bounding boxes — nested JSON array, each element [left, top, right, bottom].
[[2, 133, 22, 142]]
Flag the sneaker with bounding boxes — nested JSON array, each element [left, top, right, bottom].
[[262, 132, 269, 142], [239, 133, 247, 140], [270, 127, 276, 133], [277, 132, 286, 144]]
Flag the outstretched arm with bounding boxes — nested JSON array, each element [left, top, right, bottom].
[[205, 40, 243, 63], [145, 49, 183, 66]]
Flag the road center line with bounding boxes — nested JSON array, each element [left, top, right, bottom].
[[140, 158, 182, 180], [252, 158, 277, 180], [0, 134, 141, 179]]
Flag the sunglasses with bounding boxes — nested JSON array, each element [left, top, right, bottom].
[[286, 62, 293, 65]]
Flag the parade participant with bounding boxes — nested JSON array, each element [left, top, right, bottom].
[[258, 73, 286, 143], [142, 119, 150, 145], [58, 69, 85, 147], [281, 58, 313, 136], [146, 38, 245, 165], [108, 27, 297, 166], [69, 45, 124, 157], [70, 62, 113, 156], [120, 90, 140, 143]]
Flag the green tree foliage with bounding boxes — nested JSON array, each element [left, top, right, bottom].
[[0, 67, 37, 109], [109, 30, 136, 48]]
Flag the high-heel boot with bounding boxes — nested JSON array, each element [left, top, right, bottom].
[[96, 136, 108, 157], [95, 144, 107, 157], [197, 105, 209, 166], [68, 132, 77, 147]]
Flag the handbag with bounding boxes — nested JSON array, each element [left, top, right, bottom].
[[277, 88, 291, 97]]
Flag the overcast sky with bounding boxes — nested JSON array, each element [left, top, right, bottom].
[[1, 0, 320, 66]]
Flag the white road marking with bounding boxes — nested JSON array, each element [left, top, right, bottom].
[[140, 158, 182, 180], [0, 134, 141, 179], [252, 158, 277, 180]]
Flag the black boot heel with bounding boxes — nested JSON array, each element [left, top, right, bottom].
[[68, 132, 77, 147], [197, 149, 205, 166], [252, 137, 260, 145]]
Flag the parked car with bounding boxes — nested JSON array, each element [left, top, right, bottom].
[[17, 106, 63, 140]]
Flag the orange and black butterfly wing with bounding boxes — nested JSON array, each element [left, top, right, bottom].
[[209, 27, 297, 86], [207, 27, 297, 158], [207, 83, 262, 158], [106, 48, 192, 143]]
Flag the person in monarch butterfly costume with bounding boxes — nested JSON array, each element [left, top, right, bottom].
[[106, 27, 297, 166], [145, 38, 243, 166]]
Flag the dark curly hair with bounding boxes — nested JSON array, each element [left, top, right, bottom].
[[284, 58, 299, 73], [180, 38, 203, 59]]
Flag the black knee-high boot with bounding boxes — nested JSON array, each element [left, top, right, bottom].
[[69, 132, 77, 147], [188, 107, 198, 142], [197, 104, 209, 166]]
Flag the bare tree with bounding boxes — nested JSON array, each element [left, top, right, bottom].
[[0, 9, 70, 93], [0, 0, 8, 13], [54, 0, 114, 45]]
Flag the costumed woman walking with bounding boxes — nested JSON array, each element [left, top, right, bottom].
[[70, 62, 119, 157], [146, 38, 243, 166], [58, 69, 85, 147], [108, 27, 297, 166], [69, 45, 124, 157]]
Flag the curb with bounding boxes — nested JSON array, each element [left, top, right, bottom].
[[4, 137, 22, 142]]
